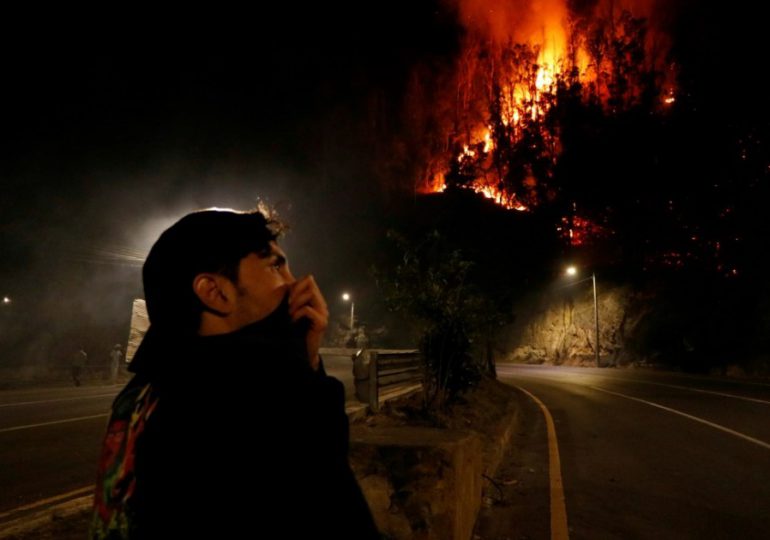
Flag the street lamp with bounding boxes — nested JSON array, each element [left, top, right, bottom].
[[2, 296, 10, 305], [341, 292, 355, 330], [565, 267, 601, 367]]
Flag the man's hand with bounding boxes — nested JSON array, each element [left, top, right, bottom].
[[288, 275, 328, 370]]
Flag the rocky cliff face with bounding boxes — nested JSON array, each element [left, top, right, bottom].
[[503, 284, 654, 367]]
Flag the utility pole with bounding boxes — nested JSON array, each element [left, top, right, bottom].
[[592, 273, 600, 367], [564, 267, 601, 367], [342, 293, 355, 330]]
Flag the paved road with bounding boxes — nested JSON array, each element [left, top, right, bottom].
[[494, 364, 770, 539], [0, 357, 357, 520], [320, 354, 356, 401], [0, 385, 118, 514]]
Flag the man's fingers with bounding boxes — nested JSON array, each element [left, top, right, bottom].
[[291, 305, 328, 329], [289, 275, 327, 311], [289, 289, 317, 312], [289, 276, 323, 301]]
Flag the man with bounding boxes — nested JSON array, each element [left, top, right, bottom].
[[91, 208, 378, 539]]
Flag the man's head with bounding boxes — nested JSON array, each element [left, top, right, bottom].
[[142, 208, 293, 337]]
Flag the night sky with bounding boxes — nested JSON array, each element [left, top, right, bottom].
[[0, 3, 767, 364], [1, 6, 444, 346]]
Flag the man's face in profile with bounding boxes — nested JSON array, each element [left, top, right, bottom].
[[231, 241, 296, 326]]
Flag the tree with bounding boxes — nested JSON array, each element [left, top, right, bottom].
[[375, 230, 496, 409]]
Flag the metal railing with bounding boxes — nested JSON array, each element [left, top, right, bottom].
[[355, 349, 423, 412], [319, 347, 423, 412]]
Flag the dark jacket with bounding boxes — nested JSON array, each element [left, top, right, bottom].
[[91, 304, 379, 539]]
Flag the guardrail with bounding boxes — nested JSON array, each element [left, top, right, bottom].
[[355, 349, 423, 412], [317, 348, 426, 412]]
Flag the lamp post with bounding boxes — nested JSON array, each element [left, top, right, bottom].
[[341, 292, 355, 330], [565, 267, 601, 367], [591, 272, 600, 367]]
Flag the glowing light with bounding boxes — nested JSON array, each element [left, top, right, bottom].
[[536, 65, 556, 91], [342, 293, 351, 302], [565, 266, 577, 277], [483, 130, 493, 153], [468, 183, 528, 212], [2, 296, 10, 305]]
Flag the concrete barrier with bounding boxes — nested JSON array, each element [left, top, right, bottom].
[[350, 427, 482, 540]]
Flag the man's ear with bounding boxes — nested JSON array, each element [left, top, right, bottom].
[[192, 273, 235, 315]]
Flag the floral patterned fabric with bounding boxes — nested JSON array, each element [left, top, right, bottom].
[[91, 380, 159, 539]]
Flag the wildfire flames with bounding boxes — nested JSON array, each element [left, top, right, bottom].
[[419, 0, 675, 245]]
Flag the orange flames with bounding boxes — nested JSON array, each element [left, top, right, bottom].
[[557, 215, 611, 247], [419, 0, 675, 243]]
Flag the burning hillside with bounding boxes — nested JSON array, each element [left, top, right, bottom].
[[416, 0, 675, 245]]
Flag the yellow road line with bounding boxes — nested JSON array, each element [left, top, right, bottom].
[[515, 385, 570, 540], [0, 486, 92, 520]]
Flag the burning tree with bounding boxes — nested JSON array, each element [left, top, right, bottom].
[[371, 0, 769, 374], [416, 0, 675, 246]]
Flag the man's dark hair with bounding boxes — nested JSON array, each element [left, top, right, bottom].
[[142, 208, 285, 336]]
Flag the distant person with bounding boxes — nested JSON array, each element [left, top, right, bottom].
[[71, 346, 87, 386], [90, 208, 378, 539], [355, 325, 370, 349], [109, 344, 123, 383]]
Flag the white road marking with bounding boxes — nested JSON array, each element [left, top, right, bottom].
[[498, 365, 770, 405], [619, 380, 770, 405], [0, 414, 109, 434], [0, 486, 92, 520], [0, 393, 116, 408], [591, 386, 770, 450]]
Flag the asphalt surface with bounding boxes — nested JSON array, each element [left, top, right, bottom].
[[0, 356, 356, 521], [494, 364, 770, 540], [5, 362, 767, 539], [0, 385, 116, 514]]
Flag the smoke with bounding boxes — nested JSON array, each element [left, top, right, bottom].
[[0, 131, 391, 374], [448, 0, 678, 62], [451, 0, 569, 45], [0, 150, 310, 367]]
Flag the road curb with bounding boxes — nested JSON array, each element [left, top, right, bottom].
[[484, 395, 523, 477], [345, 401, 369, 422]]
